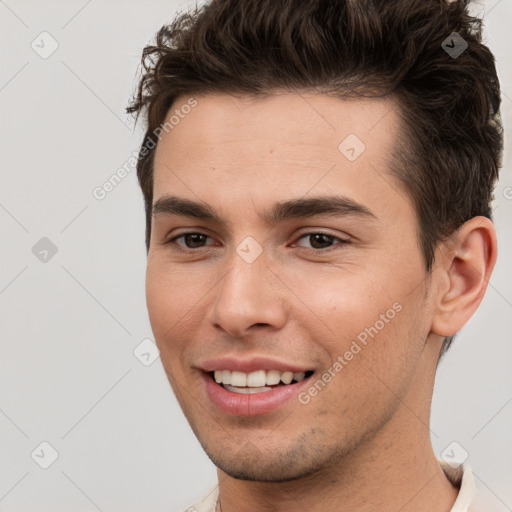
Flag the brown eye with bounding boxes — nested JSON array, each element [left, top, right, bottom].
[[294, 232, 350, 253], [181, 233, 208, 248], [165, 232, 214, 250], [308, 233, 335, 249]]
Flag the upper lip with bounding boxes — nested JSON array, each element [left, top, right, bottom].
[[199, 356, 313, 373]]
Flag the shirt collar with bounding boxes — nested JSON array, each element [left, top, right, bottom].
[[439, 461, 477, 512]]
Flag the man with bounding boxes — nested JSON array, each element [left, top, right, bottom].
[[127, 0, 503, 510]]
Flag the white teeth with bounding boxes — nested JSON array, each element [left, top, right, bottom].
[[280, 371, 293, 385], [212, 369, 310, 387], [230, 371, 247, 387], [266, 370, 281, 385], [247, 370, 266, 387]]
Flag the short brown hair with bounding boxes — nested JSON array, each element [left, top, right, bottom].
[[127, 0, 503, 355]]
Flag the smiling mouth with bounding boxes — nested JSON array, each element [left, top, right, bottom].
[[207, 370, 315, 394]]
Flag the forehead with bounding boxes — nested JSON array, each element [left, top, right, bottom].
[[157, 91, 399, 154], [152, 92, 411, 221]]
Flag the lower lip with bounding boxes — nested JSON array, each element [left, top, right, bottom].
[[202, 372, 313, 416]]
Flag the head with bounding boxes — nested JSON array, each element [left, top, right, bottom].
[[127, 0, 501, 482]]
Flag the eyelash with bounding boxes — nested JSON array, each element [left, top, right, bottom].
[[162, 231, 350, 255]]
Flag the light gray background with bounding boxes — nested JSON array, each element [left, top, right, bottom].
[[0, 1, 511, 511]]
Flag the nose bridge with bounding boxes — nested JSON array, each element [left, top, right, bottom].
[[209, 242, 286, 336]]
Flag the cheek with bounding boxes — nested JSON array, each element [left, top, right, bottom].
[[145, 261, 198, 351], [293, 261, 425, 366], [146, 264, 169, 333], [299, 291, 425, 431], [290, 267, 393, 333]]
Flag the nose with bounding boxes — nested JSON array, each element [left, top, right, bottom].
[[208, 248, 287, 339]]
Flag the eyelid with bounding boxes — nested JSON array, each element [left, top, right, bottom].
[[292, 231, 351, 252], [162, 231, 217, 248], [294, 228, 350, 240], [163, 229, 351, 252]]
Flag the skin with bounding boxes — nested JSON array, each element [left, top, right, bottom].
[[145, 92, 497, 512]]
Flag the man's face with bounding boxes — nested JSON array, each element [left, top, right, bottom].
[[146, 92, 438, 481]]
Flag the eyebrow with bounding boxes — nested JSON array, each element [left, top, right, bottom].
[[152, 194, 377, 226]]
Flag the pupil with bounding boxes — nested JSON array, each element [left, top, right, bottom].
[[185, 234, 206, 248], [310, 234, 332, 249]]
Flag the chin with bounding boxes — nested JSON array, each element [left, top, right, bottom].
[[198, 430, 345, 483], [209, 452, 326, 482]]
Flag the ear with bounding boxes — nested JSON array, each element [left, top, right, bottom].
[[431, 216, 497, 337]]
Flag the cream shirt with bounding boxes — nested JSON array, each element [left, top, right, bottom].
[[182, 461, 479, 512]]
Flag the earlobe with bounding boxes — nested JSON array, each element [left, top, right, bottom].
[[431, 216, 497, 337]]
